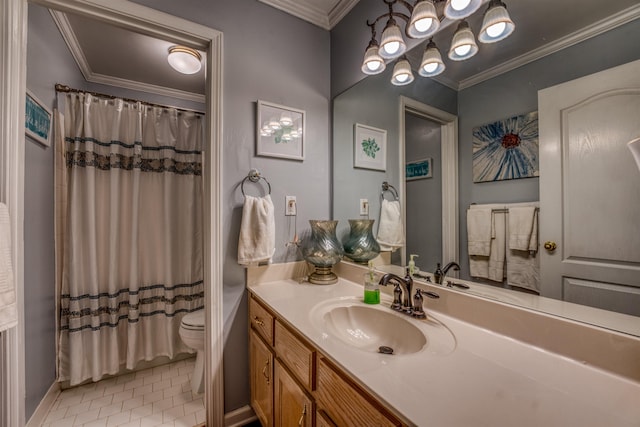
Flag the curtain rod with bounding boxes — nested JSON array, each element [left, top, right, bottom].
[[54, 84, 205, 116]]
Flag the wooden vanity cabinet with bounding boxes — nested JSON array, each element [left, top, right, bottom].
[[249, 330, 273, 427], [274, 359, 313, 427], [249, 292, 406, 427]]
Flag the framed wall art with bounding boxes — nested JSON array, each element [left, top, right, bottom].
[[472, 111, 539, 183], [25, 90, 52, 147], [406, 157, 432, 181], [354, 123, 386, 171], [256, 100, 305, 160]]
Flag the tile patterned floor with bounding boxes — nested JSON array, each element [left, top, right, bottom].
[[41, 358, 205, 427]]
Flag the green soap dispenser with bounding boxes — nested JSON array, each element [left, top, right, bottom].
[[408, 254, 419, 277], [363, 260, 380, 304]]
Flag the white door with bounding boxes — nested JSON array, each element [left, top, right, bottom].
[[538, 59, 640, 316]]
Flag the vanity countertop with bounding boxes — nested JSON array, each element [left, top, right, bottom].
[[248, 278, 640, 427]]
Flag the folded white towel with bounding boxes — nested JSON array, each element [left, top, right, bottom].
[[376, 199, 404, 252], [506, 212, 540, 293], [467, 208, 492, 256], [508, 206, 537, 251], [238, 195, 275, 266], [488, 211, 507, 282], [469, 210, 506, 282], [0, 203, 17, 332]]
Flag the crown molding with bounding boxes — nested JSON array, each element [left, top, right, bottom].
[[259, 0, 330, 29], [259, 0, 359, 30], [327, 0, 360, 29], [459, 3, 640, 90], [49, 10, 205, 104]]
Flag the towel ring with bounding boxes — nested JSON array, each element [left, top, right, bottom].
[[381, 181, 398, 201], [241, 169, 272, 196]]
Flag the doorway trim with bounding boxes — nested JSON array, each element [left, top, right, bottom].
[[2, 0, 224, 425], [399, 96, 459, 269]]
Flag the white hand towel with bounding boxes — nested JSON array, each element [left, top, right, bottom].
[[488, 211, 507, 282], [508, 206, 537, 251], [506, 212, 540, 293], [469, 209, 506, 282], [238, 195, 275, 266], [0, 203, 17, 332], [467, 208, 492, 256], [376, 199, 405, 251]]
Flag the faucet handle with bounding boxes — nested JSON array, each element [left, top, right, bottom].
[[391, 283, 403, 311], [412, 289, 440, 319]]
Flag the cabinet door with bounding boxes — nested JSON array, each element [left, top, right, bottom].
[[316, 357, 402, 427], [250, 330, 273, 427], [274, 360, 313, 427]]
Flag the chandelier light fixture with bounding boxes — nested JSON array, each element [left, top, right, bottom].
[[361, 0, 515, 86]]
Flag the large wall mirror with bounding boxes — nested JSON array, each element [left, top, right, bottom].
[[332, 9, 640, 338]]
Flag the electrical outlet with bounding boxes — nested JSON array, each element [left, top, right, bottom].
[[285, 196, 297, 216], [359, 198, 369, 216]]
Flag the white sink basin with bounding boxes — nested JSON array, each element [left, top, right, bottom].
[[310, 297, 456, 356]]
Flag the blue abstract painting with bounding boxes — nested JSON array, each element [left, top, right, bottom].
[[472, 111, 539, 183]]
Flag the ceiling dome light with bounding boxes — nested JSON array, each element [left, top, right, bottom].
[[419, 40, 445, 77], [379, 17, 406, 59], [167, 46, 202, 75], [444, 0, 482, 19], [408, 0, 440, 39], [479, 0, 515, 43], [448, 20, 478, 61], [391, 56, 414, 86], [361, 39, 386, 75]]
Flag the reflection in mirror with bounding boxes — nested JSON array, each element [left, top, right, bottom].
[[332, 13, 640, 338]]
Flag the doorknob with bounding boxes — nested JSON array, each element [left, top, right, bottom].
[[544, 241, 557, 252]]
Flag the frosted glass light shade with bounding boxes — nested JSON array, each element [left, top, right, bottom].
[[444, 0, 482, 19], [448, 21, 478, 61], [408, 0, 440, 38], [479, 0, 515, 43], [379, 18, 406, 59], [167, 46, 202, 74], [391, 57, 414, 86], [419, 41, 445, 77], [361, 42, 386, 75]]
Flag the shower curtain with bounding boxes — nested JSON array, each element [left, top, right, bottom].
[[55, 92, 204, 386]]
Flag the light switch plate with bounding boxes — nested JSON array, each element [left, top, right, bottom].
[[285, 196, 297, 216], [359, 198, 369, 216]]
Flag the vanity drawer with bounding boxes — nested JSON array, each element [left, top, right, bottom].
[[274, 319, 315, 391], [249, 295, 275, 346], [316, 357, 403, 427]]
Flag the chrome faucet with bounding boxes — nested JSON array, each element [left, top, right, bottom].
[[379, 272, 413, 314]]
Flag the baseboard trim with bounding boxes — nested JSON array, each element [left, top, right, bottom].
[[26, 381, 60, 427], [225, 405, 257, 427]]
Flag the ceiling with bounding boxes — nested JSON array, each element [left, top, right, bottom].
[[51, 0, 640, 101]]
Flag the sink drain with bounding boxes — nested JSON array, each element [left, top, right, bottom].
[[378, 345, 394, 355]]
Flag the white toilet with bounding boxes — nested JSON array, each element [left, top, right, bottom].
[[178, 309, 205, 394]]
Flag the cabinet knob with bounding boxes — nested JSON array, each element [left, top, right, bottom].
[[544, 241, 557, 252], [253, 316, 265, 326]]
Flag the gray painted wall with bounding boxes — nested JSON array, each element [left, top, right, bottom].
[[332, 65, 456, 246], [405, 113, 441, 272], [26, 0, 330, 417]]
